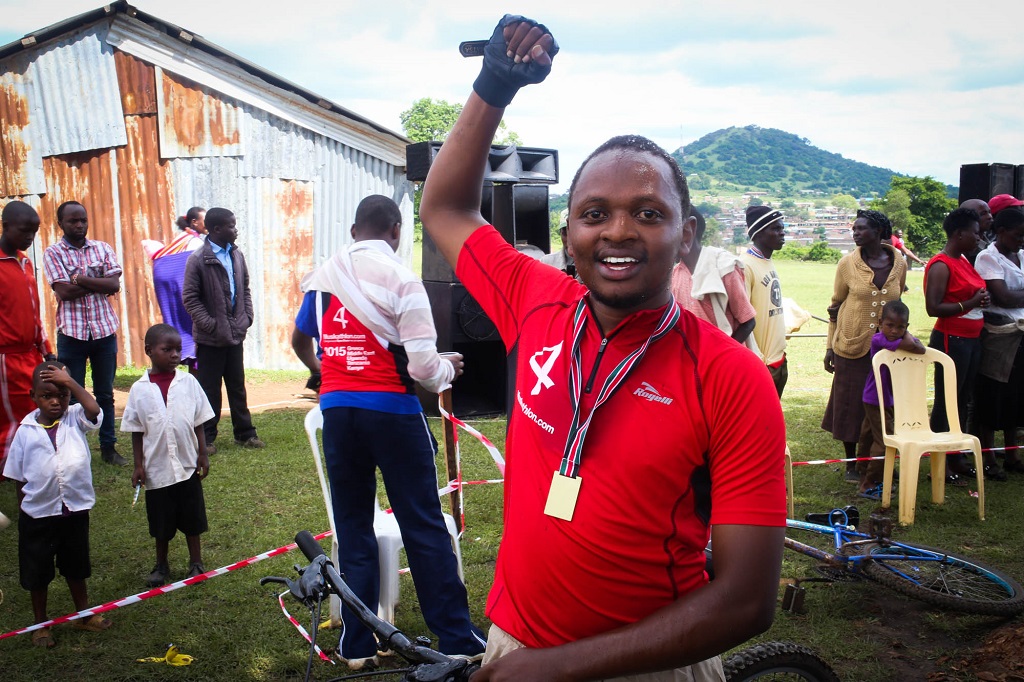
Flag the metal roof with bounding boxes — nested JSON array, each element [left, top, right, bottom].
[[0, 1, 411, 157]]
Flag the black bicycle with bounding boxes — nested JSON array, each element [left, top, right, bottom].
[[263, 530, 479, 682]]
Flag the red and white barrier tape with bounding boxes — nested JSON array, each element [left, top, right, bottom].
[[277, 590, 333, 663], [792, 448, 1016, 467], [436, 399, 505, 477], [0, 529, 334, 641]]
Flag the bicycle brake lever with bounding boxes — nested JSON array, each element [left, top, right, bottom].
[[290, 555, 331, 607], [259, 576, 289, 587]]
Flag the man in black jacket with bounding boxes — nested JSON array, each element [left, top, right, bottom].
[[182, 208, 264, 453]]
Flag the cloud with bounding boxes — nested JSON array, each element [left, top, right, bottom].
[[1, 0, 1022, 191]]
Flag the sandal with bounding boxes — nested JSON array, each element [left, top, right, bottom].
[[32, 628, 56, 648], [72, 615, 112, 632], [858, 485, 883, 501]]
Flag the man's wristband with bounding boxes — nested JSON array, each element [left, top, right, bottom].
[[71, 272, 79, 286]]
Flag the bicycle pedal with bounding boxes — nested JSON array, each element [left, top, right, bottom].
[[781, 583, 806, 614], [804, 505, 859, 528]]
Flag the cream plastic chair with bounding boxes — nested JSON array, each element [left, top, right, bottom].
[[872, 348, 984, 525], [305, 406, 464, 625]]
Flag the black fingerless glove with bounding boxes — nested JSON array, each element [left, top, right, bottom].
[[306, 371, 321, 391], [473, 14, 559, 108]]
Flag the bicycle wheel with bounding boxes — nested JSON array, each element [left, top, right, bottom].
[[846, 541, 1024, 616], [723, 641, 840, 682]]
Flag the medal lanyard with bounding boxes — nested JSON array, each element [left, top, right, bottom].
[[560, 298, 679, 478]]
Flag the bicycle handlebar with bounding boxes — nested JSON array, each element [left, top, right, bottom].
[[292, 531, 471, 678]]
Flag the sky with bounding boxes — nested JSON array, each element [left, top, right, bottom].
[[2, 0, 1022, 193]]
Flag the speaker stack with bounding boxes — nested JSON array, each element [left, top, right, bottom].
[[407, 141, 559, 415], [958, 163, 1019, 203]]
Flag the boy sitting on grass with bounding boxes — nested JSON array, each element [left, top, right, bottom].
[[2, 361, 109, 648], [122, 324, 214, 587], [858, 300, 925, 499]]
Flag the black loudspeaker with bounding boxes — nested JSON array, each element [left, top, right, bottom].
[[422, 182, 552, 282], [406, 141, 559, 184], [409, 140, 559, 417], [1016, 166, 1024, 200], [415, 340, 508, 417], [423, 281, 500, 349], [959, 163, 1016, 203]]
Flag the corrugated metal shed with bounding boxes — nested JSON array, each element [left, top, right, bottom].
[[156, 66, 244, 158], [26, 24, 127, 156], [0, 53, 46, 196], [0, 2, 414, 370]]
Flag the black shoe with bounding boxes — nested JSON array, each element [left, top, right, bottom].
[[983, 465, 1008, 482], [101, 446, 127, 466], [146, 562, 169, 587], [186, 562, 205, 579], [206, 443, 217, 456], [235, 436, 266, 449]]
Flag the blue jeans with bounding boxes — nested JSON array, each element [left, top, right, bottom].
[[57, 332, 118, 449], [322, 406, 485, 660]]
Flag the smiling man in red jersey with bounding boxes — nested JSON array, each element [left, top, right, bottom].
[[420, 15, 787, 682]]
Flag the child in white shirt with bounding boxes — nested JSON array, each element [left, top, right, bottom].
[[121, 324, 214, 587], [2, 361, 109, 648]]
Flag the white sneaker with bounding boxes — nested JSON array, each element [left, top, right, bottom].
[[335, 653, 379, 671]]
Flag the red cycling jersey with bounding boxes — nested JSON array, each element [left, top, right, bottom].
[[457, 226, 787, 649]]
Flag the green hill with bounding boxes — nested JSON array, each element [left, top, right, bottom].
[[672, 125, 898, 197]]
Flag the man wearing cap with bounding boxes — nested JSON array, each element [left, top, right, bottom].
[[739, 206, 788, 397], [962, 197, 995, 264], [540, 208, 575, 277]]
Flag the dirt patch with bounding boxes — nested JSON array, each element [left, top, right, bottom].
[[942, 621, 1024, 681], [112, 377, 316, 418]]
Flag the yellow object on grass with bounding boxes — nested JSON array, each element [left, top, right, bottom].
[[137, 643, 194, 666]]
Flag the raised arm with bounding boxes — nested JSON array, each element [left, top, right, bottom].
[[419, 16, 557, 269]]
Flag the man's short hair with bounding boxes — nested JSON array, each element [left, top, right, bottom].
[[2, 200, 38, 226], [691, 207, 706, 241], [205, 207, 234, 231], [56, 201, 84, 223], [354, 195, 402, 237], [943, 207, 979, 237], [145, 323, 180, 347], [567, 135, 690, 217]]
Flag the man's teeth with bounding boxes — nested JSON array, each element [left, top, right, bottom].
[[603, 257, 637, 264]]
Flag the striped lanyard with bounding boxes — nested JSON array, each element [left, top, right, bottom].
[[560, 297, 679, 479]]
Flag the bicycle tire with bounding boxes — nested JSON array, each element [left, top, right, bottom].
[[723, 641, 840, 682], [845, 541, 1024, 616]]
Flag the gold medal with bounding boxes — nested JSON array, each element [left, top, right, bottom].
[[544, 471, 582, 521]]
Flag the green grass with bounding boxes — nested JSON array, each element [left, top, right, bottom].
[[1, 260, 1021, 681]]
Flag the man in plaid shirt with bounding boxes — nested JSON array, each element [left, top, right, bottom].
[[42, 201, 125, 465]]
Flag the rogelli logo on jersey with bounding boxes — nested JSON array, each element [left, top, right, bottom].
[[633, 382, 673, 405]]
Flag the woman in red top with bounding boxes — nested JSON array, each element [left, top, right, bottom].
[[924, 207, 991, 481]]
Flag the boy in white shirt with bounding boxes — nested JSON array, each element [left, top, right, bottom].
[[122, 324, 214, 587], [2, 361, 108, 648]]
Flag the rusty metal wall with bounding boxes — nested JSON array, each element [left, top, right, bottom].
[[314, 136, 415, 267], [26, 23, 127, 157], [0, 53, 46, 196], [116, 113, 177, 363], [156, 67, 244, 158], [2, 16, 414, 371], [114, 50, 157, 115]]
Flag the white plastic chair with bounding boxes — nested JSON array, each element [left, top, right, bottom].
[[872, 348, 985, 526], [304, 406, 463, 625]]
